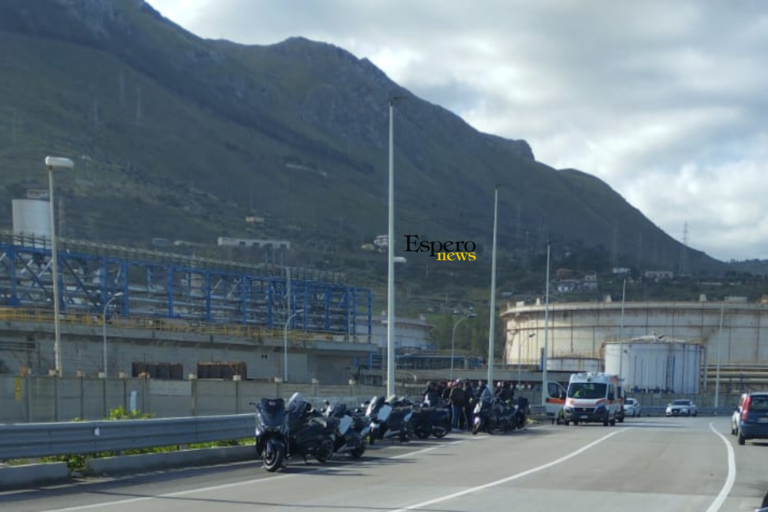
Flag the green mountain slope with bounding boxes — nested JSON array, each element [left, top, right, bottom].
[[0, 0, 720, 274]]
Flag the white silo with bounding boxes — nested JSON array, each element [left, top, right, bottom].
[[12, 199, 51, 239], [604, 336, 703, 394]]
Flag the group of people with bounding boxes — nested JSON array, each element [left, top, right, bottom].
[[421, 379, 517, 432]]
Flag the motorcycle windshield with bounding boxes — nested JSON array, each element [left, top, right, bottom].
[[257, 398, 286, 427], [287, 392, 306, 412]]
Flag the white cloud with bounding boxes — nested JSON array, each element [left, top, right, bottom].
[[150, 0, 768, 260]]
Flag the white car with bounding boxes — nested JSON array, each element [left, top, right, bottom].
[[623, 398, 641, 417], [666, 399, 697, 417]]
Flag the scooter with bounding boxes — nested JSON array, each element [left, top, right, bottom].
[[284, 393, 336, 463], [472, 397, 517, 435], [324, 402, 370, 458], [366, 395, 414, 443], [410, 399, 451, 439], [251, 397, 288, 472]]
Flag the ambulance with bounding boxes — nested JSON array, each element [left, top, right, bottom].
[[562, 372, 621, 426]]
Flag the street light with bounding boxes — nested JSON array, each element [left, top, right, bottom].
[[541, 243, 551, 406], [487, 184, 502, 386], [283, 309, 304, 383], [517, 332, 536, 386], [386, 94, 406, 398], [46, 156, 74, 377], [102, 292, 124, 378], [450, 313, 477, 381], [619, 278, 626, 377]]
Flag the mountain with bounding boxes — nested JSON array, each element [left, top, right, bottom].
[[0, 0, 722, 275]]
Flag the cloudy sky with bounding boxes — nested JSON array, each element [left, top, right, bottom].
[[150, 0, 768, 262]]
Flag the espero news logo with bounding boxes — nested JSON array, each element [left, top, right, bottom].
[[403, 235, 477, 261]]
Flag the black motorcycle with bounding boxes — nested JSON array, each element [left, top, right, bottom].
[[324, 402, 370, 458], [472, 397, 517, 435], [410, 399, 451, 439], [285, 393, 336, 464], [252, 397, 288, 472], [366, 395, 414, 443]]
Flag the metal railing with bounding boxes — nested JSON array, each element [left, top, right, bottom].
[[0, 415, 255, 461], [0, 307, 370, 344]]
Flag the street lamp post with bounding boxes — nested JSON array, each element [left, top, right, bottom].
[[283, 309, 304, 383], [487, 185, 501, 386], [102, 292, 124, 379], [450, 313, 476, 381], [386, 95, 406, 398], [45, 156, 74, 377], [542, 243, 551, 406], [619, 278, 626, 377]]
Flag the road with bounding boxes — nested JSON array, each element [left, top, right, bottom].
[[0, 417, 765, 512]]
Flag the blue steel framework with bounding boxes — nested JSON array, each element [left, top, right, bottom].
[[0, 241, 372, 336]]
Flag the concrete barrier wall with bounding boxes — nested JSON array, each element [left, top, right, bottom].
[[0, 376, 389, 423], [0, 462, 70, 490]]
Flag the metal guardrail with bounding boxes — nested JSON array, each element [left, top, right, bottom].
[[0, 415, 256, 461]]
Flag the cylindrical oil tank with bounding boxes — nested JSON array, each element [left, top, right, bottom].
[[547, 356, 601, 373], [604, 336, 703, 393], [12, 199, 51, 239]]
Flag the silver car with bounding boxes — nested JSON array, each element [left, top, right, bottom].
[[623, 398, 641, 417], [666, 399, 697, 417]]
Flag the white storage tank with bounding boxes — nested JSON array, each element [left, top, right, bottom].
[[12, 199, 51, 239], [604, 336, 703, 394], [547, 356, 601, 373]]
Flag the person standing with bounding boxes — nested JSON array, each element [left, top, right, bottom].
[[449, 380, 466, 431]]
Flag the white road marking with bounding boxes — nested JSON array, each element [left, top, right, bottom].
[[32, 439, 461, 512], [705, 422, 737, 512], [390, 428, 625, 512], [33, 473, 295, 512]]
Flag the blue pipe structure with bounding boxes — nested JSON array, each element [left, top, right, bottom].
[[0, 241, 372, 335]]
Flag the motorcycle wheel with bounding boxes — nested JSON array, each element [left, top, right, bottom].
[[432, 424, 449, 439], [415, 428, 431, 440], [350, 442, 365, 459], [472, 421, 482, 435], [315, 439, 334, 463], [263, 444, 285, 472]]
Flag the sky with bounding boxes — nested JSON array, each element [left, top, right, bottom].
[[149, 0, 768, 262]]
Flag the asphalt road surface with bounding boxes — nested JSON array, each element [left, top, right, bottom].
[[1, 416, 766, 512]]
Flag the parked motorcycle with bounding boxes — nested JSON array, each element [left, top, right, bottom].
[[285, 392, 336, 464], [366, 395, 414, 443], [409, 399, 451, 439], [324, 402, 370, 458], [251, 397, 288, 472], [472, 397, 517, 435]]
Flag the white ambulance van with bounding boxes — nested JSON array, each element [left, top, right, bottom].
[[563, 372, 621, 426]]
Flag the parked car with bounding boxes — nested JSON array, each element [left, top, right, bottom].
[[732, 393, 748, 435], [665, 399, 697, 417], [734, 392, 768, 446], [623, 398, 641, 417]]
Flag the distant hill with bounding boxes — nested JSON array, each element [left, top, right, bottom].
[[0, 0, 723, 275]]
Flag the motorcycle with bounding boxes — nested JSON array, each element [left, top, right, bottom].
[[252, 397, 288, 472], [366, 395, 414, 443], [324, 402, 370, 458], [284, 392, 336, 464], [409, 399, 451, 439], [472, 397, 517, 435]]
